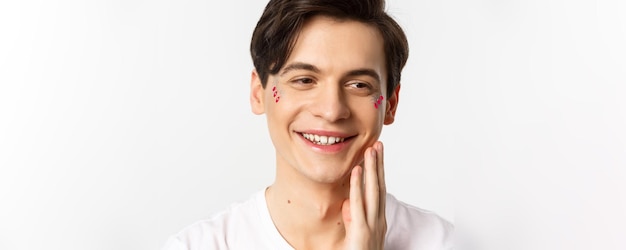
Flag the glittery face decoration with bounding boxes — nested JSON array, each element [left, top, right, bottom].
[[272, 79, 282, 103], [272, 86, 280, 103], [373, 95, 384, 109]]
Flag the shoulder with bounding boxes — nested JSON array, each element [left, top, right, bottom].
[[385, 193, 454, 250], [161, 191, 266, 250]]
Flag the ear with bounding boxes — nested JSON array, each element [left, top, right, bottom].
[[383, 84, 400, 125], [250, 69, 266, 115]]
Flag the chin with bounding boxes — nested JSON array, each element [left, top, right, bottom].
[[302, 163, 353, 184]]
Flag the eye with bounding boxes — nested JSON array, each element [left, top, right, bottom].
[[292, 77, 314, 85], [348, 82, 371, 89], [345, 81, 376, 96], [288, 77, 316, 90], [346, 81, 374, 92]]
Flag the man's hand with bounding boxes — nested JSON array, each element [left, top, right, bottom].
[[342, 141, 387, 250]]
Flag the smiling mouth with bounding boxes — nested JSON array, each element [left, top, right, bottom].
[[300, 133, 351, 146]]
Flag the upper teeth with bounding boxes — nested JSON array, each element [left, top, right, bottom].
[[302, 133, 345, 145]]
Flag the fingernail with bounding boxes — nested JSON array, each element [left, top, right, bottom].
[[377, 142, 383, 151]]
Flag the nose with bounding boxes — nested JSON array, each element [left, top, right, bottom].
[[309, 83, 351, 122]]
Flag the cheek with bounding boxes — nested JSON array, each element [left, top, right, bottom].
[[347, 95, 385, 118], [265, 88, 297, 121], [265, 84, 289, 111], [346, 101, 385, 135]]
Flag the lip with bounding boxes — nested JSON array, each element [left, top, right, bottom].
[[295, 130, 357, 154]]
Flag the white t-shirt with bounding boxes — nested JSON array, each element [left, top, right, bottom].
[[162, 190, 453, 250]]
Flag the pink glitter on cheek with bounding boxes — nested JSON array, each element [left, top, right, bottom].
[[272, 85, 280, 103], [374, 95, 384, 109]]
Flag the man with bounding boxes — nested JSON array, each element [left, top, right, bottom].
[[163, 0, 452, 249]]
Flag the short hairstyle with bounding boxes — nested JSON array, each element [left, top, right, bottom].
[[250, 0, 409, 98]]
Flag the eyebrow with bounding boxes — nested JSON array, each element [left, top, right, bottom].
[[279, 62, 321, 76], [280, 62, 381, 83]]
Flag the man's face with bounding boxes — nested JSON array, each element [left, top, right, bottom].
[[251, 15, 399, 184]]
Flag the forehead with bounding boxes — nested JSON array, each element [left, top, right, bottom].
[[284, 15, 386, 77]]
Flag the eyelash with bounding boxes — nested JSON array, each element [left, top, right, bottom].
[[347, 82, 372, 90], [292, 78, 314, 85]]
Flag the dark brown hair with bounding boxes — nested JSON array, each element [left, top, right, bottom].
[[250, 0, 409, 98]]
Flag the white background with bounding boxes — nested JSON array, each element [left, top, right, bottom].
[[0, 0, 624, 249]]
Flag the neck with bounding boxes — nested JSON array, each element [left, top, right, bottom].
[[265, 156, 352, 248], [269, 176, 349, 220]]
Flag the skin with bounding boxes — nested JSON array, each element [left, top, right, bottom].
[[250, 15, 400, 250]]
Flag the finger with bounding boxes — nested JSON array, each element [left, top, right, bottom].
[[349, 165, 366, 227], [341, 198, 352, 236], [342, 199, 352, 223], [376, 142, 386, 218], [364, 147, 379, 227]]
